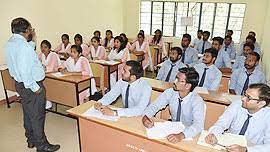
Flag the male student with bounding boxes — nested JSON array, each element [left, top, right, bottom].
[[194, 48, 222, 91], [205, 83, 270, 152], [226, 30, 234, 37], [157, 47, 186, 82], [142, 67, 205, 143], [212, 37, 232, 69], [180, 34, 198, 66], [222, 35, 236, 59], [94, 60, 152, 117], [232, 42, 254, 71], [196, 31, 212, 54], [239, 35, 261, 55], [191, 30, 203, 48], [229, 52, 266, 95]]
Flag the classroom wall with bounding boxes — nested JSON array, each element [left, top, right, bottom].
[[0, 0, 124, 100], [261, 1, 270, 83], [123, 0, 268, 47]]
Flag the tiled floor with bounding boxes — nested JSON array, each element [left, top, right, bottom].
[[0, 102, 79, 152]]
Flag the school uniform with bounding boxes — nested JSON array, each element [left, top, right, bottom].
[[180, 46, 199, 66], [238, 41, 261, 56], [81, 43, 91, 58], [221, 43, 236, 59], [38, 51, 61, 73], [102, 38, 114, 49], [215, 49, 232, 68], [98, 78, 152, 117], [53, 42, 72, 54], [195, 40, 212, 54], [89, 45, 106, 60], [148, 37, 167, 58], [143, 88, 205, 138], [130, 41, 153, 70], [191, 37, 202, 49]]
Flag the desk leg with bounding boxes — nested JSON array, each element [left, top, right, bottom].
[[108, 66, 111, 90], [116, 65, 118, 82], [75, 84, 82, 152], [4, 89, 10, 108]]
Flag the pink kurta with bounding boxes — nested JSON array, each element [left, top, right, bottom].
[[63, 56, 97, 104], [89, 45, 106, 60], [102, 38, 114, 49], [53, 42, 72, 54], [148, 37, 167, 57], [38, 51, 61, 73], [130, 41, 152, 69], [107, 48, 130, 80], [81, 43, 91, 58], [125, 42, 132, 50]]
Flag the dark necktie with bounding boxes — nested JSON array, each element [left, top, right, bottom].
[[241, 72, 252, 95], [201, 41, 206, 54], [176, 98, 183, 121], [181, 48, 186, 63], [239, 114, 252, 135], [125, 84, 130, 108], [198, 68, 209, 87], [165, 64, 176, 82], [225, 46, 228, 52]]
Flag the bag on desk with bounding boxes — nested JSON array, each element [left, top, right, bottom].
[[89, 91, 103, 101]]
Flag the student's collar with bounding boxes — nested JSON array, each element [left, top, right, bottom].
[[178, 91, 193, 103], [244, 106, 268, 118], [13, 34, 27, 41], [204, 63, 214, 68], [126, 77, 142, 86]]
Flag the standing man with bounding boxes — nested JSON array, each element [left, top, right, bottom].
[[5, 17, 60, 152]]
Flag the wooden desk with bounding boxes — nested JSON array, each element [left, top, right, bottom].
[[130, 51, 144, 65], [0, 68, 16, 108], [67, 101, 222, 152], [150, 45, 162, 67], [143, 77, 173, 92], [44, 73, 91, 108], [90, 60, 121, 90]]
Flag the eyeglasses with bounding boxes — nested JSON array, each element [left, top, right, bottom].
[[243, 92, 260, 102]]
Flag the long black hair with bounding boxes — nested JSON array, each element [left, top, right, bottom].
[[153, 29, 162, 44], [114, 36, 126, 52], [104, 30, 113, 47], [120, 33, 128, 48]]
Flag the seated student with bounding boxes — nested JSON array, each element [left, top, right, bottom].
[[130, 33, 153, 70], [142, 67, 205, 143], [131, 30, 146, 43], [225, 30, 234, 45], [93, 30, 102, 41], [38, 40, 61, 110], [60, 45, 97, 104], [120, 33, 132, 50], [89, 36, 106, 60], [180, 34, 198, 66], [94, 60, 152, 117], [190, 30, 203, 48], [232, 42, 254, 71], [38, 40, 61, 73], [222, 35, 236, 60], [205, 83, 270, 152], [102, 30, 114, 50], [107, 36, 130, 85], [239, 35, 261, 56], [74, 34, 91, 58], [148, 29, 167, 60], [212, 37, 232, 70], [229, 52, 266, 95], [53, 34, 72, 55], [194, 48, 222, 91], [195, 31, 212, 54], [157, 47, 186, 82], [248, 31, 260, 52]]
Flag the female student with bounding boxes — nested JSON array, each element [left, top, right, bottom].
[[74, 34, 91, 58], [120, 33, 131, 50], [89, 36, 106, 60], [38, 40, 61, 109], [60, 45, 97, 104], [148, 29, 167, 62], [53, 34, 72, 55], [107, 36, 130, 85], [38, 40, 61, 73], [93, 30, 102, 40], [102, 30, 114, 50], [130, 33, 153, 70]]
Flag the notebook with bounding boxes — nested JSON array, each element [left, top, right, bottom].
[[82, 106, 120, 122]]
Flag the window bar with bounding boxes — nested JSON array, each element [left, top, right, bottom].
[[150, 1, 154, 35], [161, 2, 165, 33], [185, 2, 190, 34], [198, 3, 203, 30], [225, 3, 232, 34], [211, 3, 217, 39], [173, 2, 178, 37]]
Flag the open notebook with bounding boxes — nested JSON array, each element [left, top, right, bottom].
[[146, 121, 185, 139], [82, 106, 120, 122], [197, 130, 247, 150]]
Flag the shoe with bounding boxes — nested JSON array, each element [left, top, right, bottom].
[[36, 144, 60, 152], [27, 142, 35, 148]]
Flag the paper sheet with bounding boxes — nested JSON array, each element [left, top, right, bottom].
[[82, 106, 120, 122], [197, 130, 247, 150], [51, 72, 66, 77], [194, 87, 209, 94], [146, 121, 185, 139]]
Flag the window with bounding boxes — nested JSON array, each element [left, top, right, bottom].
[[140, 1, 246, 43]]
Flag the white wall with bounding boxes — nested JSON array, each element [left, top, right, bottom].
[[0, 0, 124, 100]]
